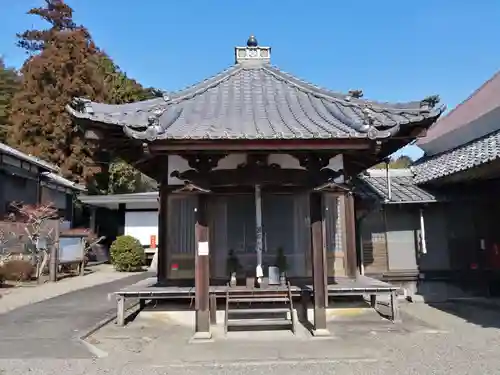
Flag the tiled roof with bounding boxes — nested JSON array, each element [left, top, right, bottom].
[[67, 64, 443, 142], [0, 142, 58, 172], [356, 169, 440, 203], [412, 128, 500, 184]]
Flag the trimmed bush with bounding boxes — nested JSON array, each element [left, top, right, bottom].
[[109, 235, 145, 272], [1, 259, 34, 281]]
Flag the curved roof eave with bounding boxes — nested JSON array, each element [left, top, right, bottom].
[[66, 64, 443, 142]]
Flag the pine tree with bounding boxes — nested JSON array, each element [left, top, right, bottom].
[[0, 58, 20, 142]]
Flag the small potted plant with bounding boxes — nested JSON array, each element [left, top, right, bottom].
[[226, 249, 240, 287], [275, 247, 288, 286]]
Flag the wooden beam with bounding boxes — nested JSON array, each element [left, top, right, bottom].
[[344, 192, 358, 278], [194, 193, 211, 339], [150, 139, 371, 152], [174, 167, 340, 188], [310, 192, 329, 336], [157, 181, 169, 283]]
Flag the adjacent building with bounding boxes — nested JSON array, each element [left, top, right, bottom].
[[0, 142, 85, 223], [79, 192, 158, 260], [412, 70, 500, 296]]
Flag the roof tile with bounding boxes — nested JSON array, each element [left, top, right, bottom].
[[356, 169, 441, 203], [412, 128, 500, 184]]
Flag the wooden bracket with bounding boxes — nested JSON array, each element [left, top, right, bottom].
[[313, 181, 351, 192], [172, 182, 211, 194]]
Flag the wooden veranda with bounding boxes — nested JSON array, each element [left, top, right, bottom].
[[114, 275, 401, 331]]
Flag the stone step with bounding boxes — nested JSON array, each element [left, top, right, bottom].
[[228, 297, 290, 303], [228, 308, 290, 314], [227, 318, 292, 327]]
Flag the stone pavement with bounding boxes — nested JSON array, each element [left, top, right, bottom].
[[1, 290, 500, 374], [0, 264, 145, 314], [86, 304, 437, 364], [0, 271, 152, 359]]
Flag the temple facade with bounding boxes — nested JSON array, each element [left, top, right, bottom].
[[68, 36, 443, 335]]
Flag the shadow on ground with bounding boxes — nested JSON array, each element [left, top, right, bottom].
[[87, 301, 439, 365], [0, 271, 152, 359], [427, 300, 500, 329]]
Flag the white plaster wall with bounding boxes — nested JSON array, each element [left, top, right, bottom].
[[321, 154, 344, 183], [268, 153, 305, 169], [167, 153, 344, 185], [167, 155, 191, 185], [124, 211, 158, 247], [213, 154, 246, 170]]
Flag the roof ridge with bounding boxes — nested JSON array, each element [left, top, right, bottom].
[[168, 65, 242, 104], [263, 65, 435, 114]]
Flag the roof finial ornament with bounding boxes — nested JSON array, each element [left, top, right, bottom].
[[349, 89, 364, 99], [345, 89, 363, 102], [247, 35, 258, 47], [420, 95, 440, 110]]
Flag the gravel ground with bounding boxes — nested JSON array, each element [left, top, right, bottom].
[[1, 291, 500, 374], [0, 264, 144, 314]]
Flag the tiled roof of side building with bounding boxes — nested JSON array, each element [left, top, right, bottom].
[[0, 142, 85, 192], [0, 142, 59, 172], [42, 172, 86, 192], [412, 128, 500, 184], [356, 168, 441, 203], [67, 39, 443, 142]]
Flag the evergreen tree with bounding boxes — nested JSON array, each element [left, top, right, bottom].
[[0, 58, 20, 142], [8, 0, 106, 180], [89, 55, 159, 194], [8, 0, 158, 194]]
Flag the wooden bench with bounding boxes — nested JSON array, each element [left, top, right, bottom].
[[323, 275, 401, 322]]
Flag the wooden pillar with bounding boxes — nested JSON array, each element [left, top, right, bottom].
[[48, 220, 60, 282], [310, 192, 329, 336], [89, 206, 97, 234], [117, 203, 126, 236], [157, 182, 169, 283], [194, 193, 211, 339], [344, 192, 358, 278]]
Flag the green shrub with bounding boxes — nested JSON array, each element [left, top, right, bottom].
[[1, 259, 34, 281], [109, 235, 145, 272]]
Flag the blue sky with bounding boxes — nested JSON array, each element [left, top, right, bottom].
[[2, 0, 500, 159]]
